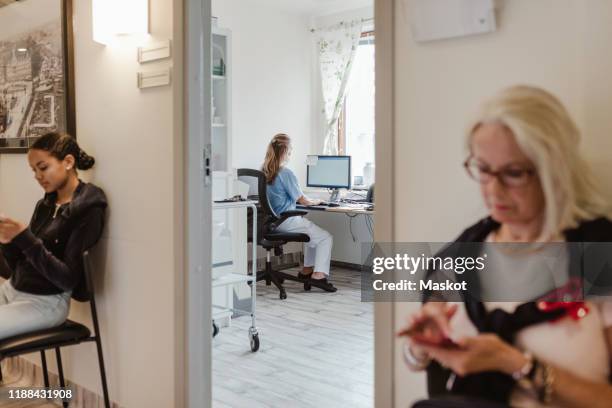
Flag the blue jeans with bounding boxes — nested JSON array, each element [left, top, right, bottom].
[[0, 280, 70, 340]]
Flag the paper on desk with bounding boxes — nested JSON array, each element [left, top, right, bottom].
[[306, 155, 319, 166], [234, 179, 250, 198]]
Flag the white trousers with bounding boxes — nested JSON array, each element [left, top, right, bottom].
[[277, 216, 333, 275], [0, 280, 71, 340]]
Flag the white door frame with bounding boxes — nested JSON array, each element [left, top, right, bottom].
[[374, 0, 395, 407], [183, 0, 394, 406], [185, 0, 213, 406]]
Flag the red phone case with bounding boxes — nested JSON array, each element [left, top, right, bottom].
[[412, 334, 459, 349]]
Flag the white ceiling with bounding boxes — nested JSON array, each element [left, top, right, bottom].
[[255, 0, 373, 16]]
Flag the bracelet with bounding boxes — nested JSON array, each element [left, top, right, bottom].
[[523, 358, 555, 404], [512, 351, 534, 381], [515, 356, 551, 401], [403, 341, 431, 370], [538, 362, 555, 404]]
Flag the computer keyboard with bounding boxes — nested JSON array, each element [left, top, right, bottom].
[[299, 202, 373, 211]]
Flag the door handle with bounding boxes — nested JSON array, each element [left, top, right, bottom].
[[203, 144, 211, 186]]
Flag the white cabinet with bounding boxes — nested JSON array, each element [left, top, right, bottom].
[[212, 27, 231, 172], [211, 26, 234, 327], [210, 26, 234, 209]]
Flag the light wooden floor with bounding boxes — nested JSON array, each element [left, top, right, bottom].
[[213, 266, 373, 408], [0, 367, 59, 408]]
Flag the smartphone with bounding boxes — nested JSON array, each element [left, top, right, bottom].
[[397, 324, 460, 349], [412, 335, 460, 349]]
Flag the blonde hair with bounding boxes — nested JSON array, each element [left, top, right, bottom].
[[262, 133, 291, 184], [467, 85, 610, 241]]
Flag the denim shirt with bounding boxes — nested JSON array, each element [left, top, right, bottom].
[[266, 167, 303, 216]]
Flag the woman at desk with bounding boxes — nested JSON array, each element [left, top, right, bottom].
[[262, 133, 337, 293]]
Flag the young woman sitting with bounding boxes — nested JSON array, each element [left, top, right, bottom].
[[0, 132, 107, 340]]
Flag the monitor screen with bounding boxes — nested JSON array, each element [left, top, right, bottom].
[[306, 155, 351, 189]]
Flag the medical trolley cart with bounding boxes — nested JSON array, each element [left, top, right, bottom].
[[212, 200, 259, 352]]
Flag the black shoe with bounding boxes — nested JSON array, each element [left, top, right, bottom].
[[309, 278, 337, 292], [297, 271, 312, 291]]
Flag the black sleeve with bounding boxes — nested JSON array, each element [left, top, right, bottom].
[[0, 243, 22, 275], [0, 199, 45, 275], [9, 206, 105, 292], [0, 249, 13, 280]]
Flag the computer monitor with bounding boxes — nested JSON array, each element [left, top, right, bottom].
[[306, 155, 351, 201]]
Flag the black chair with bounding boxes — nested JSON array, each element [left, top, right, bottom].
[[238, 168, 311, 299], [0, 251, 110, 408]]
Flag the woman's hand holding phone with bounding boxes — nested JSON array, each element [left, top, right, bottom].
[[398, 303, 528, 376], [0, 215, 27, 244], [397, 302, 460, 355]]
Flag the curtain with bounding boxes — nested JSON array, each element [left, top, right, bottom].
[[315, 19, 363, 155]]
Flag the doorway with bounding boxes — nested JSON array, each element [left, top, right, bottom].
[[209, 1, 376, 407]]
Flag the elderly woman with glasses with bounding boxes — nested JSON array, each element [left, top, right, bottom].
[[399, 86, 612, 408]]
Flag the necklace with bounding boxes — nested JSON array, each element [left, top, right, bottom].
[[53, 203, 61, 219]]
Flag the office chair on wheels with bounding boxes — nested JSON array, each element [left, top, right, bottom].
[[237, 168, 310, 299]]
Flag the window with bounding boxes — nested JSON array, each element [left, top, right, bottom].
[[339, 31, 375, 188]]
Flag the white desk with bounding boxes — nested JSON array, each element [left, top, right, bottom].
[[296, 204, 374, 267], [297, 204, 375, 215]]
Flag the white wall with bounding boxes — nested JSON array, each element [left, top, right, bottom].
[[580, 2, 612, 198], [0, 0, 183, 406], [69, 0, 184, 405], [212, 0, 313, 185], [210, 2, 377, 266], [391, 0, 612, 405]]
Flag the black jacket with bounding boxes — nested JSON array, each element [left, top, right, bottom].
[[426, 216, 612, 404], [0, 181, 107, 301]]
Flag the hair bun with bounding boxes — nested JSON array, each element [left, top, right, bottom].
[[77, 149, 96, 170]]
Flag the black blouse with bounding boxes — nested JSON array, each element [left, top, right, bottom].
[[0, 181, 107, 301]]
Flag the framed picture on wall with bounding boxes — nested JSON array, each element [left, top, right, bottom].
[[0, 0, 75, 153]]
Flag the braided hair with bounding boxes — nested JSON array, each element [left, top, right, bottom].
[[30, 132, 95, 171]]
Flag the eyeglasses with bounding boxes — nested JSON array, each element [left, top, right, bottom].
[[463, 157, 536, 188]]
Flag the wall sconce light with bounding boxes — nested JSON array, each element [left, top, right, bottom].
[[92, 0, 149, 44]]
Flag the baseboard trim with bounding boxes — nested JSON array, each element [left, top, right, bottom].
[[331, 260, 363, 271]]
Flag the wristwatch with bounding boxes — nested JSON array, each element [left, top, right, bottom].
[[514, 354, 555, 405], [403, 341, 431, 370], [512, 351, 535, 381]]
